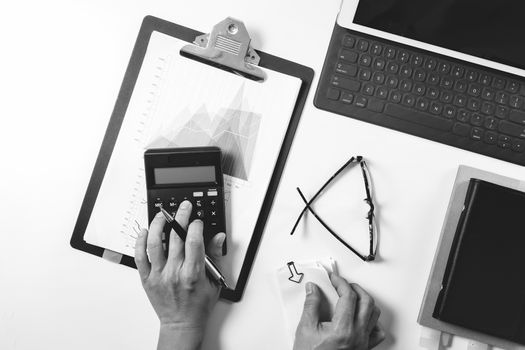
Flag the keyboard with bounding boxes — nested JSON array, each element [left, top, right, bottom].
[[315, 24, 525, 166]]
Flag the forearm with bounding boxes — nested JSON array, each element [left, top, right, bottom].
[[157, 324, 205, 350]]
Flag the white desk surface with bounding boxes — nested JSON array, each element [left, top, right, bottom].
[[2, 1, 525, 349]]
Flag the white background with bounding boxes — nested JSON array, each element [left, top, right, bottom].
[[1, 1, 525, 349]]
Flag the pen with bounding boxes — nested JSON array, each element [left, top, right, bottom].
[[159, 207, 230, 289]]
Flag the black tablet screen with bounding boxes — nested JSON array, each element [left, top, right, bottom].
[[354, 0, 525, 70]]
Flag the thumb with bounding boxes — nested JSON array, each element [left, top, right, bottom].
[[298, 282, 321, 328], [207, 232, 226, 266]]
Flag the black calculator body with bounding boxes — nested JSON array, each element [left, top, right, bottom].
[[144, 147, 227, 254]]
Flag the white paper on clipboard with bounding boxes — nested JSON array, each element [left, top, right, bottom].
[[83, 31, 302, 290]]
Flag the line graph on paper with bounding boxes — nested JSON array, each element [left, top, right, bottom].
[[148, 84, 262, 181]]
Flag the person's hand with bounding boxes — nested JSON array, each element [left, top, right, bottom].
[[135, 200, 226, 350], [293, 274, 385, 350]]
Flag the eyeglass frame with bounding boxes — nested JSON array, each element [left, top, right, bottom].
[[290, 156, 377, 262]]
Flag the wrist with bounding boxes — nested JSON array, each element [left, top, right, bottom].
[[158, 323, 205, 350]]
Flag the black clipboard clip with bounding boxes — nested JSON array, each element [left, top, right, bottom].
[[180, 17, 266, 82]]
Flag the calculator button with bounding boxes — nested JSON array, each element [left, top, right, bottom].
[[168, 199, 177, 208], [210, 210, 217, 217], [193, 191, 204, 197], [195, 200, 203, 207], [196, 210, 205, 219], [154, 198, 163, 209], [210, 200, 217, 206], [207, 190, 218, 197]]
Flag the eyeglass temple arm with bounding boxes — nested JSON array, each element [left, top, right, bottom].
[[296, 188, 369, 262], [290, 156, 360, 235]]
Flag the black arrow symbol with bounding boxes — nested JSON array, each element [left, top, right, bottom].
[[287, 261, 304, 284]]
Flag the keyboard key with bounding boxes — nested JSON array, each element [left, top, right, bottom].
[[481, 102, 495, 115], [506, 81, 520, 93], [355, 96, 368, 108], [467, 84, 481, 97], [359, 54, 372, 67], [495, 92, 509, 105], [367, 98, 385, 112], [412, 54, 424, 66], [331, 75, 361, 91], [499, 120, 525, 138], [481, 88, 495, 100], [414, 69, 426, 82], [370, 43, 382, 55], [384, 104, 453, 131], [387, 62, 399, 74], [400, 65, 413, 78], [465, 70, 478, 81], [457, 110, 471, 122], [357, 39, 369, 52], [359, 69, 372, 81], [430, 102, 443, 115], [453, 80, 467, 93], [397, 50, 410, 63], [470, 113, 483, 126], [326, 88, 340, 100], [471, 127, 483, 141], [402, 94, 416, 107], [386, 76, 399, 88], [384, 47, 396, 59], [440, 91, 453, 103], [453, 123, 471, 137], [427, 73, 440, 85], [335, 62, 358, 76], [363, 84, 375, 95], [452, 66, 465, 79], [339, 49, 358, 63], [440, 76, 453, 89], [509, 110, 525, 124], [373, 58, 386, 70], [512, 139, 525, 152], [453, 95, 467, 107], [484, 131, 498, 145], [467, 98, 481, 111], [340, 92, 354, 104], [495, 105, 509, 119], [413, 83, 426, 96], [443, 105, 456, 119], [510, 96, 523, 109], [400, 80, 412, 92], [492, 77, 506, 90], [389, 90, 402, 103], [416, 97, 430, 111], [484, 116, 498, 130], [438, 62, 451, 74], [342, 35, 356, 48], [375, 87, 388, 100], [479, 73, 491, 86], [425, 58, 437, 70], [372, 72, 385, 84], [498, 135, 512, 149], [427, 87, 439, 99]]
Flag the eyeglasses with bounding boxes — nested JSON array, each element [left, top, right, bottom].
[[290, 156, 377, 262]]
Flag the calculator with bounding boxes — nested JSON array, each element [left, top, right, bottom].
[[144, 147, 227, 253]]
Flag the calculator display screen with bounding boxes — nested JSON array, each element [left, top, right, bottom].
[[154, 166, 216, 185], [353, 0, 525, 71]]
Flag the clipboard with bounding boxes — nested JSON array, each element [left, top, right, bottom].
[[70, 15, 313, 302]]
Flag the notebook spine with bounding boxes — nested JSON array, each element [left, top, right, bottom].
[[433, 178, 480, 319]]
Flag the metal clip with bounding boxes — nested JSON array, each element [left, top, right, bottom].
[[180, 17, 266, 82]]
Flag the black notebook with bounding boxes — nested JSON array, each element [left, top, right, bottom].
[[433, 179, 525, 344]]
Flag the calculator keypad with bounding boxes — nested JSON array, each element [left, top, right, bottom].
[[148, 187, 226, 252]]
